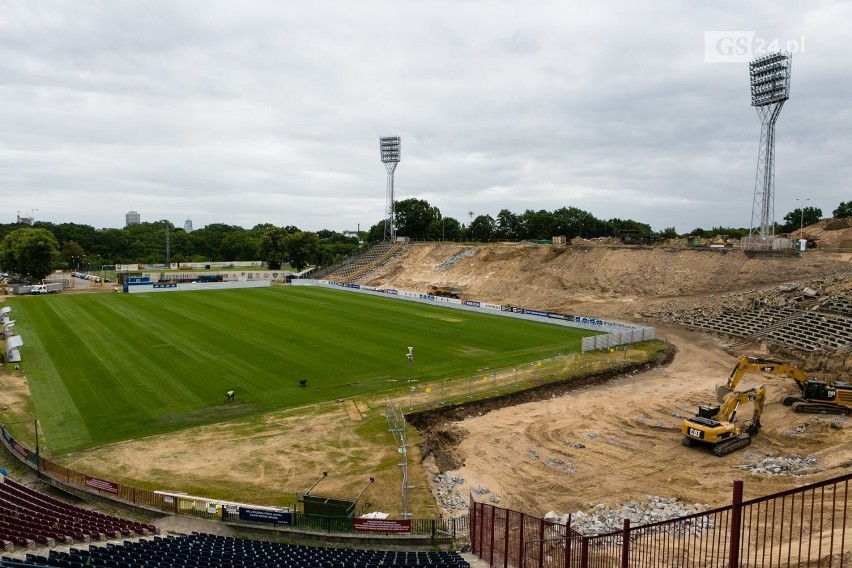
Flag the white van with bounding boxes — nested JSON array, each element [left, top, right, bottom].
[[31, 283, 62, 294]]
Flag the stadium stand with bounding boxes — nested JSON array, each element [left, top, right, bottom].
[[0, 475, 156, 552], [686, 299, 852, 352], [310, 242, 408, 283], [1, 532, 472, 568]]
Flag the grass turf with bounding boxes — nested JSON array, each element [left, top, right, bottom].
[[8, 286, 594, 453]]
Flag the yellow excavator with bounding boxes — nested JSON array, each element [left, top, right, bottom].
[[682, 385, 766, 456], [717, 356, 851, 416], [426, 285, 463, 299]]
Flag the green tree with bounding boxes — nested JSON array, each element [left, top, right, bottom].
[[519, 209, 557, 240], [495, 209, 521, 240], [367, 221, 397, 244], [469, 215, 496, 242], [0, 227, 60, 280], [395, 198, 440, 239], [833, 201, 852, 219], [441, 217, 463, 240], [552, 207, 597, 239], [781, 207, 822, 234], [658, 227, 679, 239], [220, 232, 259, 261], [607, 218, 652, 237], [190, 223, 244, 261], [285, 231, 320, 271], [60, 240, 86, 269], [258, 227, 289, 269]]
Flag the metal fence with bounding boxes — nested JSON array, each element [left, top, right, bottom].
[[471, 473, 850, 568]]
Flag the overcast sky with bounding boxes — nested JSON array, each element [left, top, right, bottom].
[[1, 1, 848, 233]]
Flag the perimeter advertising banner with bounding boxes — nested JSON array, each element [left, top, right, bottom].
[[352, 518, 412, 533], [237, 507, 292, 525], [85, 475, 119, 494]]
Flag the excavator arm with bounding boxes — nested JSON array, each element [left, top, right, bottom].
[[717, 356, 808, 402], [682, 385, 766, 456]]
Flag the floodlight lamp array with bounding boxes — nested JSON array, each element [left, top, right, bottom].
[[749, 52, 791, 106], [380, 136, 401, 163]]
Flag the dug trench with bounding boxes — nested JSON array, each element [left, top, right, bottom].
[[407, 345, 675, 472]]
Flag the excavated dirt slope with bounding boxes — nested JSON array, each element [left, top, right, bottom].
[[366, 242, 851, 323], [365, 240, 851, 518]]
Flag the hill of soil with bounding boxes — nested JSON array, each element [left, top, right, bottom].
[[365, 241, 851, 324]]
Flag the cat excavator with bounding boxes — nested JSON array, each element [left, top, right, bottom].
[[716, 356, 851, 416], [682, 385, 766, 456]]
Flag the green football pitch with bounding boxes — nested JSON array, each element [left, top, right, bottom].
[[8, 287, 594, 454]]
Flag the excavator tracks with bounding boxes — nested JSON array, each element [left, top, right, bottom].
[[791, 402, 850, 415], [712, 435, 752, 457]]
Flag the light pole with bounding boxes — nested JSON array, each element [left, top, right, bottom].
[[406, 347, 414, 410], [380, 136, 401, 242], [747, 52, 792, 247], [796, 197, 810, 240]]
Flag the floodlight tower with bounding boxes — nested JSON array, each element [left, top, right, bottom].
[[380, 136, 401, 242], [747, 52, 792, 246]]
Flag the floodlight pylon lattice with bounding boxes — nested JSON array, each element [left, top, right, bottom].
[[747, 52, 791, 247], [380, 136, 401, 242]]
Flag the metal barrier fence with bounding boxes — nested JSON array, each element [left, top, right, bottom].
[[580, 327, 655, 352], [471, 473, 850, 568]]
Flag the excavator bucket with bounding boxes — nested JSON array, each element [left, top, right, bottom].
[[716, 384, 734, 403]]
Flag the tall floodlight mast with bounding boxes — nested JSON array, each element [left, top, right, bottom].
[[748, 52, 791, 247], [380, 136, 401, 242]]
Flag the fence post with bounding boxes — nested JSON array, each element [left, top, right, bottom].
[[470, 499, 476, 555], [621, 518, 630, 568], [580, 537, 589, 568], [478, 503, 485, 558], [538, 518, 545, 568], [518, 513, 525, 568], [728, 480, 744, 568], [563, 514, 572, 568], [504, 509, 510, 568], [490, 505, 496, 568]]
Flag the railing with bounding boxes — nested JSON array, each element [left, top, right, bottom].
[[471, 473, 851, 567]]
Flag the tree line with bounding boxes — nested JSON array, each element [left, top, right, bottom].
[[1, 199, 850, 281]]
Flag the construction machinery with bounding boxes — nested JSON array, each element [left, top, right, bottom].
[[682, 385, 766, 456], [426, 285, 462, 299], [717, 356, 851, 416]]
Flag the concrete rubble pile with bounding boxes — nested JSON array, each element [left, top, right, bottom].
[[436, 249, 476, 272], [433, 471, 503, 512], [545, 496, 711, 537], [737, 454, 819, 476], [434, 472, 468, 512]]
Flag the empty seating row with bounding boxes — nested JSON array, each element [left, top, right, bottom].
[[0, 475, 156, 552], [688, 306, 852, 351], [1, 533, 470, 568], [313, 242, 407, 284], [817, 295, 852, 317]]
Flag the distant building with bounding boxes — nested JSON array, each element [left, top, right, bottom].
[[16, 213, 34, 225], [125, 210, 141, 227], [184, 218, 193, 232]]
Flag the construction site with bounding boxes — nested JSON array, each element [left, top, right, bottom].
[[312, 218, 851, 526]]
